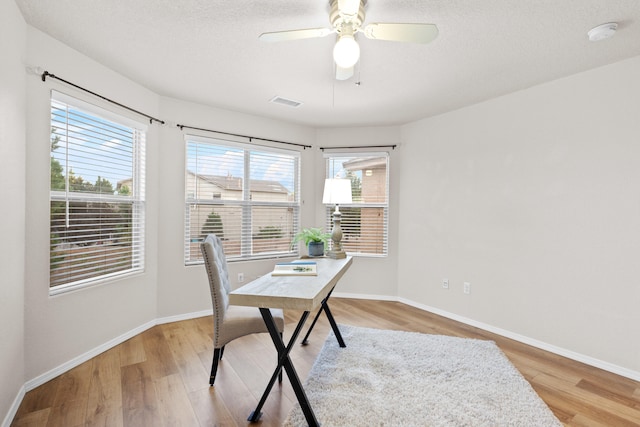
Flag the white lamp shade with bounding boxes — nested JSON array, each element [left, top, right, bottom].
[[333, 35, 360, 68], [323, 178, 353, 204]]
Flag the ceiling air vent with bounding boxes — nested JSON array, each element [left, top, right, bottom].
[[269, 96, 303, 108]]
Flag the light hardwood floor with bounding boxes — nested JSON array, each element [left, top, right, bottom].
[[11, 298, 640, 426]]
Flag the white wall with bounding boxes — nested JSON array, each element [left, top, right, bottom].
[[23, 27, 161, 381], [155, 97, 317, 318], [0, 0, 27, 423], [399, 56, 640, 374], [316, 127, 401, 298]]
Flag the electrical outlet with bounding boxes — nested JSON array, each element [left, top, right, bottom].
[[464, 281, 471, 294], [442, 278, 449, 289], [238, 273, 244, 282]]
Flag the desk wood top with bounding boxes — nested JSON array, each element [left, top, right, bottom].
[[229, 256, 353, 311]]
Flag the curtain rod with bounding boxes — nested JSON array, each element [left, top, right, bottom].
[[176, 124, 312, 149], [41, 71, 165, 125], [319, 144, 397, 151]]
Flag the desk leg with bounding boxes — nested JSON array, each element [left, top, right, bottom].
[[301, 287, 346, 348], [248, 309, 319, 427]]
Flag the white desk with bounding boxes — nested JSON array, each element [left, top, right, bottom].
[[229, 256, 352, 427]]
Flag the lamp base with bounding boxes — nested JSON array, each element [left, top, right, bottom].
[[327, 249, 347, 259]]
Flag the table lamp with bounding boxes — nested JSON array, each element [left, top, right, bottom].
[[322, 178, 353, 259]]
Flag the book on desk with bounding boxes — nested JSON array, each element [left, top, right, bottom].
[[272, 261, 317, 276]]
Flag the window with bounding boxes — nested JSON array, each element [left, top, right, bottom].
[[325, 153, 389, 257], [185, 136, 300, 263], [49, 91, 146, 294]]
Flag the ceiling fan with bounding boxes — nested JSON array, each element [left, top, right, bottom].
[[259, 0, 439, 80]]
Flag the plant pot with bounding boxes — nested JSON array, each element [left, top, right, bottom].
[[307, 241, 325, 257]]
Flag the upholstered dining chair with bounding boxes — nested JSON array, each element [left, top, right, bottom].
[[200, 234, 285, 386]]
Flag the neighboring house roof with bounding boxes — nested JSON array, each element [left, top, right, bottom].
[[116, 178, 133, 190], [343, 157, 387, 171], [190, 172, 289, 194]]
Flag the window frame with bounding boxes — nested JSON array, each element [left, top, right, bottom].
[[324, 151, 390, 258], [184, 135, 301, 264], [49, 91, 146, 295]]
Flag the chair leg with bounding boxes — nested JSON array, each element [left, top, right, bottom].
[[278, 332, 283, 383], [210, 347, 222, 386], [219, 345, 225, 360]]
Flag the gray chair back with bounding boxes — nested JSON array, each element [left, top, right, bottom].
[[201, 234, 231, 348]]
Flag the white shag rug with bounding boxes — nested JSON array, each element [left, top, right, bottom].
[[284, 325, 562, 427]]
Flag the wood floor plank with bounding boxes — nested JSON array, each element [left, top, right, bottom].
[[51, 361, 93, 405], [534, 384, 577, 425], [10, 408, 50, 427], [162, 324, 209, 394], [153, 373, 200, 427], [223, 335, 281, 398], [84, 347, 124, 427], [13, 377, 60, 419], [535, 372, 640, 426], [577, 378, 640, 409], [119, 334, 146, 367], [507, 350, 583, 385], [570, 412, 624, 427], [140, 326, 179, 380], [43, 361, 93, 426], [206, 357, 264, 424], [10, 298, 640, 426], [123, 380, 159, 427], [187, 316, 215, 354], [188, 387, 237, 427]]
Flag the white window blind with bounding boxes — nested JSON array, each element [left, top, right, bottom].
[[49, 91, 146, 294], [325, 153, 389, 257], [185, 136, 300, 263]]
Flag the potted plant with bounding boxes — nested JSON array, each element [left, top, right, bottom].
[[291, 227, 331, 257]]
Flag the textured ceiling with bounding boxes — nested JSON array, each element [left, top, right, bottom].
[[16, 0, 640, 128]]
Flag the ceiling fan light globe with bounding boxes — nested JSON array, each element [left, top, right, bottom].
[[333, 35, 360, 68]]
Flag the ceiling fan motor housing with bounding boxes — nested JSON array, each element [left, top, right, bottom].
[[330, 0, 366, 35]]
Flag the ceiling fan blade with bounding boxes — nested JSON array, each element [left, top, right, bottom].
[[338, 0, 360, 17], [335, 64, 354, 81], [259, 27, 333, 42], [362, 23, 439, 43]]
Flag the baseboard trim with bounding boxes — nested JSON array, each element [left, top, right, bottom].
[[333, 292, 397, 301], [156, 309, 212, 325], [23, 319, 155, 392], [391, 296, 640, 382], [333, 293, 640, 382], [22, 309, 214, 394], [2, 385, 25, 427]]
